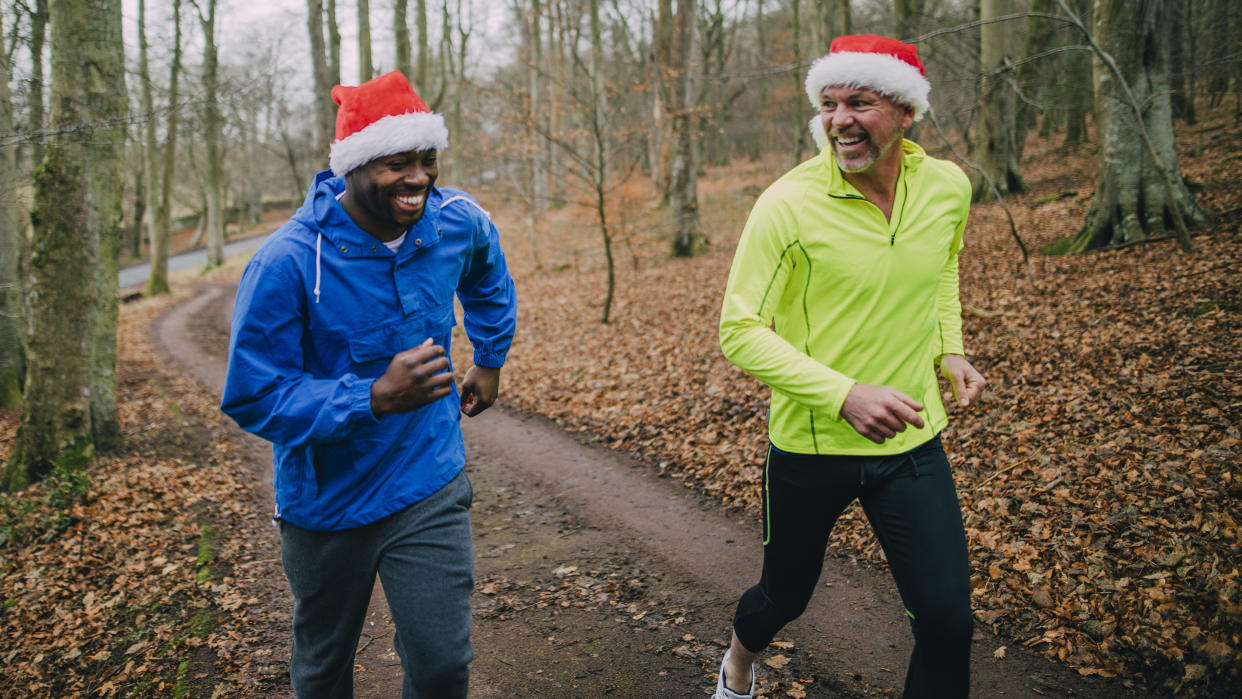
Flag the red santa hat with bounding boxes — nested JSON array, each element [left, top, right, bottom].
[[328, 70, 449, 176], [804, 35, 931, 117], [804, 35, 931, 150]]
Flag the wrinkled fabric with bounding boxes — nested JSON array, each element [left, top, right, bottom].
[[222, 171, 516, 531]]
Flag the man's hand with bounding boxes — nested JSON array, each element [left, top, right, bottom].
[[841, 383, 925, 444], [370, 339, 453, 416], [938, 354, 986, 408], [460, 365, 501, 417]]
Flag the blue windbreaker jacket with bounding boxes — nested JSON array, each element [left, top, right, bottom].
[[221, 171, 517, 531]]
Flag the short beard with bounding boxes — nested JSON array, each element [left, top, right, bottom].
[[831, 114, 906, 173]]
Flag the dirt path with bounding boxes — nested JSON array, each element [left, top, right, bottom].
[[152, 283, 1147, 698]]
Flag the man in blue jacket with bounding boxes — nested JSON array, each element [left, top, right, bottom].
[[221, 70, 517, 698]]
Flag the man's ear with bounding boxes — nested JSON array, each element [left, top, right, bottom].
[[900, 105, 916, 131]]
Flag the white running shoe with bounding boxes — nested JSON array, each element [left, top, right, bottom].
[[712, 649, 755, 699]]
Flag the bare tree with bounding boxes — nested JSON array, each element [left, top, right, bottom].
[[5, 0, 126, 487], [149, 0, 183, 296], [1063, 0, 1209, 251], [661, 0, 700, 257], [306, 0, 335, 156], [0, 0, 22, 407], [190, 0, 225, 268], [395, 0, 411, 77], [358, 0, 373, 82], [26, 0, 47, 164], [973, 0, 1025, 199]]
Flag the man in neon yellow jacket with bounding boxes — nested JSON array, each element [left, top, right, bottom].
[[714, 35, 986, 699]]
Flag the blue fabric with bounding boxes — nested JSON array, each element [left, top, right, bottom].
[[221, 171, 516, 531]]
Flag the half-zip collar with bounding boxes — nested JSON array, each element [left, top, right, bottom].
[[823, 139, 924, 245]]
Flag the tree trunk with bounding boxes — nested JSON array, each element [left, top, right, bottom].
[[306, 0, 334, 158], [26, 0, 48, 165], [0, 1, 23, 408], [811, 0, 851, 49], [139, 0, 159, 264], [150, 0, 182, 297], [395, 0, 410, 78], [667, 0, 699, 257], [327, 0, 341, 85], [357, 0, 373, 82], [6, 0, 127, 487], [195, 0, 224, 268], [1068, 0, 1209, 251], [790, 0, 807, 165], [893, 0, 925, 38], [588, 0, 614, 324], [1167, 0, 1193, 123], [973, 0, 1025, 200], [416, 0, 429, 91], [1061, 0, 1091, 146]]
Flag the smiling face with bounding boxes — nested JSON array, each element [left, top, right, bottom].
[[341, 149, 439, 241], [819, 85, 914, 174]]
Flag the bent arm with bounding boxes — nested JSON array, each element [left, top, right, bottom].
[[457, 211, 518, 369], [718, 196, 855, 418], [220, 259, 379, 447]]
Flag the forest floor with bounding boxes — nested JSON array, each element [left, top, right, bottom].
[[0, 107, 1239, 696]]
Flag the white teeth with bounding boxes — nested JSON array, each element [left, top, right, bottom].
[[396, 194, 425, 205]]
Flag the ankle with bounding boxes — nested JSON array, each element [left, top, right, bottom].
[[724, 657, 753, 693]]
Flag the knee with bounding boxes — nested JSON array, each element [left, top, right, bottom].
[[911, 602, 973, 645]]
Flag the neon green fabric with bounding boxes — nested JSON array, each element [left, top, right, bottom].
[[719, 139, 970, 455]]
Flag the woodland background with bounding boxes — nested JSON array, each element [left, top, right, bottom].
[[0, 0, 1240, 696]]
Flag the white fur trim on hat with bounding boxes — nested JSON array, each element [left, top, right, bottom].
[[804, 52, 931, 122], [328, 111, 449, 176]]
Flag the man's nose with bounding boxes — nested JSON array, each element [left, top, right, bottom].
[[402, 164, 431, 186], [829, 108, 855, 128]]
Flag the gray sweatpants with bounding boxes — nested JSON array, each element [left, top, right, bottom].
[[279, 470, 475, 699]]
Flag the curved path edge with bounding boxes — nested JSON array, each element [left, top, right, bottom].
[[150, 283, 1146, 698]]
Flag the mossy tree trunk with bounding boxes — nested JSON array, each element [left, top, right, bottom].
[[0, 1, 23, 408], [1068, 0, 1209, 252], [5, 0, 126, 489]]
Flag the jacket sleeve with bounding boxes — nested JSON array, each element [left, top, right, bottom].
[[220, 254, 380, 448], [456, 210, 517, 368], [934, 181, 970, 360], [718, 191, 856, 419]]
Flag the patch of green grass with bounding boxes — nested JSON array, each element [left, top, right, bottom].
[[195, 524, 219, 583]]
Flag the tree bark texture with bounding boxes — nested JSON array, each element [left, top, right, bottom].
[[7, 0, 127, 485], [4, 151, 95, 489], [1071, 0, 1209, 252], [196, 0, 225, 269], [0, 2, 23, 407], [150, 0, 183, 297], [666, 0, 699, 257], [306, 0, 335, 158], [26, 0, 48, 165], [357, 0, 373, 82], [973, 0, 1025, 200], [83, 0, 127, 450], [395, 0, 410, 78]]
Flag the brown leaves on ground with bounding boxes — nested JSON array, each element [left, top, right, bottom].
[[0, 290, 286, 697], [465, 106, 1242, 695]]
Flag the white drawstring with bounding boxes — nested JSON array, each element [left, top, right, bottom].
[[314, 232, 322, 304]]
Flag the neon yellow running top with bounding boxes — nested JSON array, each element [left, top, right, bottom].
[[719, 139, 971, 455]]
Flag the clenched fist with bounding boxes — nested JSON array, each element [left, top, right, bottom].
[[370, 338, 454, 416]]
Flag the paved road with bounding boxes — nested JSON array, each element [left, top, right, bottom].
[[119, 234, 270, 289]]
